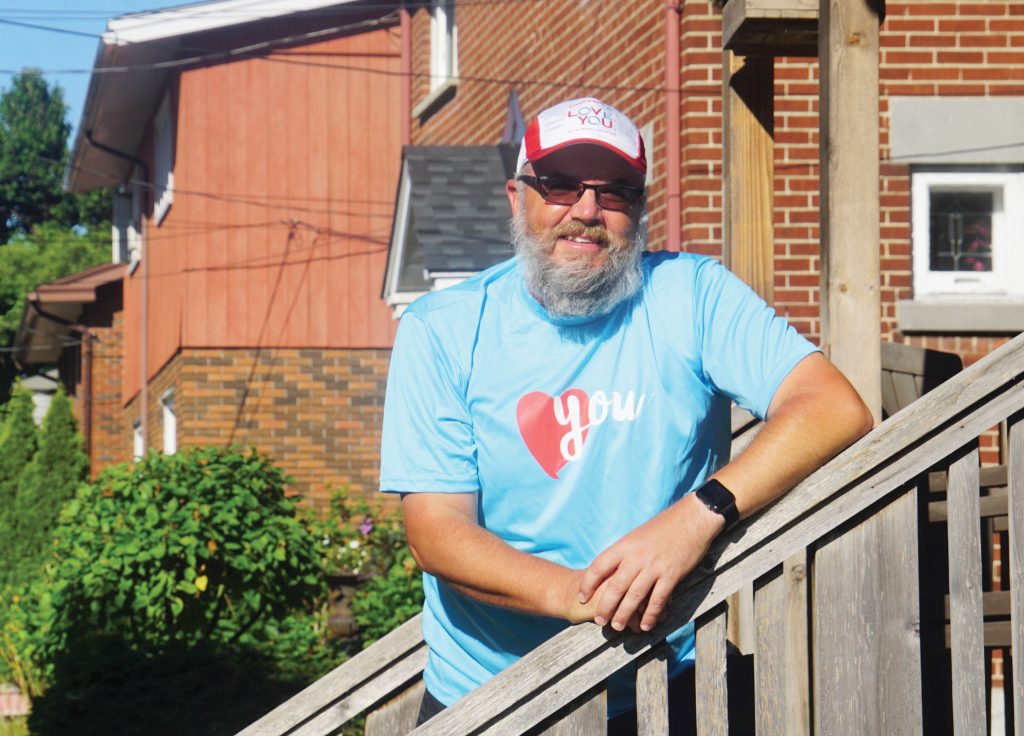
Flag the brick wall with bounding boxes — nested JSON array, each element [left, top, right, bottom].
[[409, 0, 671, 247], [71, 281, 131, 477], [127, 348, 390, 509]]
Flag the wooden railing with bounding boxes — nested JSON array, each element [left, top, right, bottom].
[[239, 333, 1024, 735]]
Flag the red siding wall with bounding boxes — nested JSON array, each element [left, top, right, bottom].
[[123, 24, 403, 404]]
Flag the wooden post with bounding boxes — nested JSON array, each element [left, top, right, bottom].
[[818, 0, 882, 414], [814, 6, 921, 730], [722, 51, 775, 303]]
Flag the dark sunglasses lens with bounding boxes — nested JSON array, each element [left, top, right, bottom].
[[537, 178, 582, 205], [595, 185, 639, 209]]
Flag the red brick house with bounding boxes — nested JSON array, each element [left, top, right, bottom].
[[17, 0, 407, 505], [385, 0, 1024, 464]]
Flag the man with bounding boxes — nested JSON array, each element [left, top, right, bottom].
[[380, 97, 872, 731]]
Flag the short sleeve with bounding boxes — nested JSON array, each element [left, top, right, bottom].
[[379, 312, 480, 494], [695, 259, 819, 419]]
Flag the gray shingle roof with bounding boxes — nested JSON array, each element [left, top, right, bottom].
[[404, 144, 518, 273]]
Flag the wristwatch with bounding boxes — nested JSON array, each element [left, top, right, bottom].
[[694, 479, 740, 532]]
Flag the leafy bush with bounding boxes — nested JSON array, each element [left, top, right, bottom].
[[0, 382, 37, 589], [9, 385, 87, 589], [313, 491, 424, 649], [42, 446, 321, 653]]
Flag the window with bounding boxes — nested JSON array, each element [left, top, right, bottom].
[[112, 179, 143, 267], [153, 93, 175, 224], [912, 171, 1024, 299], [161, 389, 176, 454], [133, 420, 144, 460], [430, 0, 457, 91]]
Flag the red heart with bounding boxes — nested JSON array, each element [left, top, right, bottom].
[[516, 389, 590, 479]]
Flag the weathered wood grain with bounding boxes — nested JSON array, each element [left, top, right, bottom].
[[1008, 413, 1023, 734], [636, 645, 670, 736], [813, 489, 922, 736], [534, 686, 606, 736], [927, 464, 1006, 492], [928, 494, 1009, 522], [946, 446, 987, 735], [365, 680, 424, 736], [289, 646, 428, 736], [236, 614, 425, 736], [695, 605, 729, 736], [754, 553, 809, 736], [943, 621, 1013, 648], [409, 337, 1024, 736], [818, 0, 882, 417], [943, 590, 1012, 619], [722, 50, 774, 304]]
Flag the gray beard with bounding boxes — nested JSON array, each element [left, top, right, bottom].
[[510, 208, 646, 320]]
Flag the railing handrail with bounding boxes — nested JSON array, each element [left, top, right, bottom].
[[412, 331, 1024, 735], [239, 332, 1024, 735]]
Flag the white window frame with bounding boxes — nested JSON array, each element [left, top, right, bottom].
[[125, 170, 143, 272], [429, 0, 458, 92], [112, 190, 132, 264], [153, 93, 175, 225], [912, 170, 1024, 299], [161, 389, 177, 455], [133, 419, 144, 460]]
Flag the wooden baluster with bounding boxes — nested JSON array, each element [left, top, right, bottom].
[[947, 444, 988, 734], [754, 553, 810, 736], [535, 686, 607, 736], [636, 643, 670, 736], [1009, 413, 1023, 735], [695, 602, 729, 736], [365, 680, 424, 736]]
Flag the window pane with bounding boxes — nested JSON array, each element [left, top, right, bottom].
[[929, 190, 993, 272]]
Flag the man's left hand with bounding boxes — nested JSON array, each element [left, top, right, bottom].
[[578, 492, 724, 632]]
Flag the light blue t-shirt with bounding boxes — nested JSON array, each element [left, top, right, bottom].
[[379, 251, 817, 715]]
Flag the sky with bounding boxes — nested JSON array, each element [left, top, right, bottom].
[[0, 1, 173, 138]]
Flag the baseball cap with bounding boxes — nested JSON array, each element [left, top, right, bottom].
[[516, 97, 647, 187]]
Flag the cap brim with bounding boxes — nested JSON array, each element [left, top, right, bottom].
[[531, 142, 646, 189]]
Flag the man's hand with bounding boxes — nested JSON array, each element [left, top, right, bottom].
[[578, 492, 724, 632]]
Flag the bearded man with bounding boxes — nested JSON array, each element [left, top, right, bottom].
[[380, 97, 872, 733]]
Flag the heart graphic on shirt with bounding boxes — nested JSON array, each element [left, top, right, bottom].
[[516, 389, 590, 480]]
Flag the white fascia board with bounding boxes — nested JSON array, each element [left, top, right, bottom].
[[104, 0, 362, 46], [383, 160, 412, 301]]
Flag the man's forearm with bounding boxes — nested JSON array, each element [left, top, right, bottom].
[[402, 493, 582, 620]]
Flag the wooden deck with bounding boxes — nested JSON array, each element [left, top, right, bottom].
[[236, 335, 1024, 735]]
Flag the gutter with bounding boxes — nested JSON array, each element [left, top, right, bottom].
[[665, 1, 682, 250]]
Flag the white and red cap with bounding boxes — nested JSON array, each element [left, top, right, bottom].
[[517, 97, 647, 186]]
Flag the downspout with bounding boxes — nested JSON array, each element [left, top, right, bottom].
[[664, 1, 682, 250], [85, 131, 150, 450], [26, 301, 94, 463], [400, 2, 412, 145]]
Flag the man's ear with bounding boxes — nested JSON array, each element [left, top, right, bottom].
[[506, 179, 519, 215]]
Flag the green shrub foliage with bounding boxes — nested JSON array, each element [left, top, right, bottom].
[[0, 382, 38, 588], [10, 385, 87, 588], [43, 446, 321, 653]]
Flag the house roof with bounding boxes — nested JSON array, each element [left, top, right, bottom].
[[15, 262, 127, 365], [404, 144, 518, 274], [65, 0, 370, 193]]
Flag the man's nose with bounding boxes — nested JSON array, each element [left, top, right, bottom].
[[568, 187, 602, 223]]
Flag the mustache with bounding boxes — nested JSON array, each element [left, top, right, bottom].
[[550, 223, 611, 246]]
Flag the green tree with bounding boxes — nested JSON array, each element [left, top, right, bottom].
[[0, 71, 112, 240], [0, 72, 70, 242], [0, 382, 38, 589], [10, 385, 88, 587]]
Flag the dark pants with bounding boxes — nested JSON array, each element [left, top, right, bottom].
[[415, 653, 754, 735]]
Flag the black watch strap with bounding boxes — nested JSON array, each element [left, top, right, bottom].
[[694, 479, 740, 531]]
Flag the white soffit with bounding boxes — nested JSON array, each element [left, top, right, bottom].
[[889, 97, 1024, 165], [104, 0, 362, 46]]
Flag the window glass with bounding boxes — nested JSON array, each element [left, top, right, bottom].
[[928, 190, 994, 273]]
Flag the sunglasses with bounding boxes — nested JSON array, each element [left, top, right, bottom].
[[516, 175, 644, 211]]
